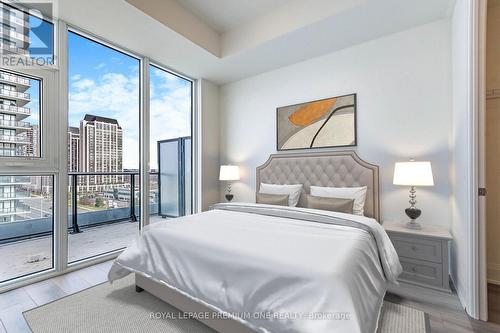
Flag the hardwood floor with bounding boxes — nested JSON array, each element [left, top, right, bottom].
[[0, 263, 500, 332], [0, 261, 112, 333], [387, 282, 500, 333], [489, 283, 500, 325]]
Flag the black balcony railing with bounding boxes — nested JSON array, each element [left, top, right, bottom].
[[68, 171, 159, 234]]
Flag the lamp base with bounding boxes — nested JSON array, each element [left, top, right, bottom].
[[406, 220, 422, 230], [225, 194, 234, 202], [404, 207, 422, 229]]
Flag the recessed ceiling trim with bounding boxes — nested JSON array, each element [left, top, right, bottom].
[[125, 0, 221, 57]]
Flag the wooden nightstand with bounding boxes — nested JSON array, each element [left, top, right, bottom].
[[383, 221, 452, 293]]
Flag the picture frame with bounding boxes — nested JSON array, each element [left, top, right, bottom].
[[276, 93, 357, 151]]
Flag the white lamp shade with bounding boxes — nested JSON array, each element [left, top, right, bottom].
[[219, 165, 240, 181], [393, 161, 434, 186]]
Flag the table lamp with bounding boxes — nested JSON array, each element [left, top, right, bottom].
[[219, 165, 240, 202], [393, 160, 434, 229]]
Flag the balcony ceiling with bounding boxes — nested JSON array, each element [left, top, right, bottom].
[[60, 0, 454, 84]]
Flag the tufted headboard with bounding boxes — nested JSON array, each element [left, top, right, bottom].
[[256, 151, 380, 221]]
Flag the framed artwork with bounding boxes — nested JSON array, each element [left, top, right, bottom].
[[276, 93, 357, 151]]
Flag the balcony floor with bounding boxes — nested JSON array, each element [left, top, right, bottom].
[[0, 215, 166, 283]]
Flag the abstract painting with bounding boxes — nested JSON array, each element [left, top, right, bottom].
[[276, 94, 356, 150]]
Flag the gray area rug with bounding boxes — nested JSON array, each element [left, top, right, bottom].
[[24, 275, 429, 333]]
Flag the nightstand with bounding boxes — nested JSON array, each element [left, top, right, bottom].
[[383, 221, 452, 293]]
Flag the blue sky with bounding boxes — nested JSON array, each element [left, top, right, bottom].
[[67, 32, 192, 169]]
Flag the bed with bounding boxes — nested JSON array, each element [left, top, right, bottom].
[[108, 151, 402, 333]]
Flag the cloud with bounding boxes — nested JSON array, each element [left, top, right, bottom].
[[94, 63, 106, 70], [72, 78, 94, 90], [111, 57, 123, 64], [149, 73, 191, 170], [70, 74, 81, 81]]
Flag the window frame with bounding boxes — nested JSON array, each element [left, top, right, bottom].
[[65, 26, 143, 265], [0, 67, 58, 172], [148, 63, 195, 217]]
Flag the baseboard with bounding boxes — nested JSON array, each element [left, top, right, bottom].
[[487, 279, 500, 285], [487, 263, 500, 284]]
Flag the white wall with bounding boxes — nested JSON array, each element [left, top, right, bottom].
[[220, 20, 452, 227], [449, 0, 475, 317]]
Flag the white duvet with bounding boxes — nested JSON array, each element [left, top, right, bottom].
[[108, 203, 402, 333]]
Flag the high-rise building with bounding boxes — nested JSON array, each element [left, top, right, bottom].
[[25, 124, 39, 157], [79, 114, 123, 192], [0, 70, 32, 222], [68, 126, 80, 172], [0, 2, 30, 57], [0, 3, 33, 222]]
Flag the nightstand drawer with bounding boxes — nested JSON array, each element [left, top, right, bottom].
[[390, 235, 442, 263], [399, 257, 443, 287]]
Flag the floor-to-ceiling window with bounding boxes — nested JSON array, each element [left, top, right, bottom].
[[67, 31, 140, 263], [0, 2, 57, 283], [0, 1, 196, 288], [149, 65, 192, 219]]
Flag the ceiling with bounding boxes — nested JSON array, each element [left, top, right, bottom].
[[61, 0, 456, 84], [177, 0, 291, 33]]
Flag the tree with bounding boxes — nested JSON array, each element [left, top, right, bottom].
[[95, 197, 104, 208], [79, 195, 92, 206]]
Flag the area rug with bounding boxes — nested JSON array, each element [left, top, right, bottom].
[[24, 275, 430, 333]]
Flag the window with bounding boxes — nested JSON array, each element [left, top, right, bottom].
[[0, 175, 54, 282], [0, 70, 41, 158], [67, 30, 141, 263]]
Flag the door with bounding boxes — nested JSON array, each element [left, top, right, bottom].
[[158, 136, 191, 217]]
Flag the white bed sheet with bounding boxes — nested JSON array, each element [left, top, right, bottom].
[[108, 203, 401, 333]]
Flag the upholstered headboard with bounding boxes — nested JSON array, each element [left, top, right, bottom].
[[256, 151, 380, 221]]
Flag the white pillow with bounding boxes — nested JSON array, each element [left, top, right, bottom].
[[310, 186, 368, 216], [259, 183, 303, 207]]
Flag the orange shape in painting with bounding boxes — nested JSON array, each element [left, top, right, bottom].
[[288, 98, 337, 126]]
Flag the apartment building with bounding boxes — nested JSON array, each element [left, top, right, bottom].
[[68, 126, 79, 172], [0, 2, 29, 57], [0, 70, 32, 222], [79, 114, 123, 192], [24, 124, 39, 157], [0, 3, 36, 223]]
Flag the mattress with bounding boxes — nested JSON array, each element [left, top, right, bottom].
[[108, 203, 402, 333]]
